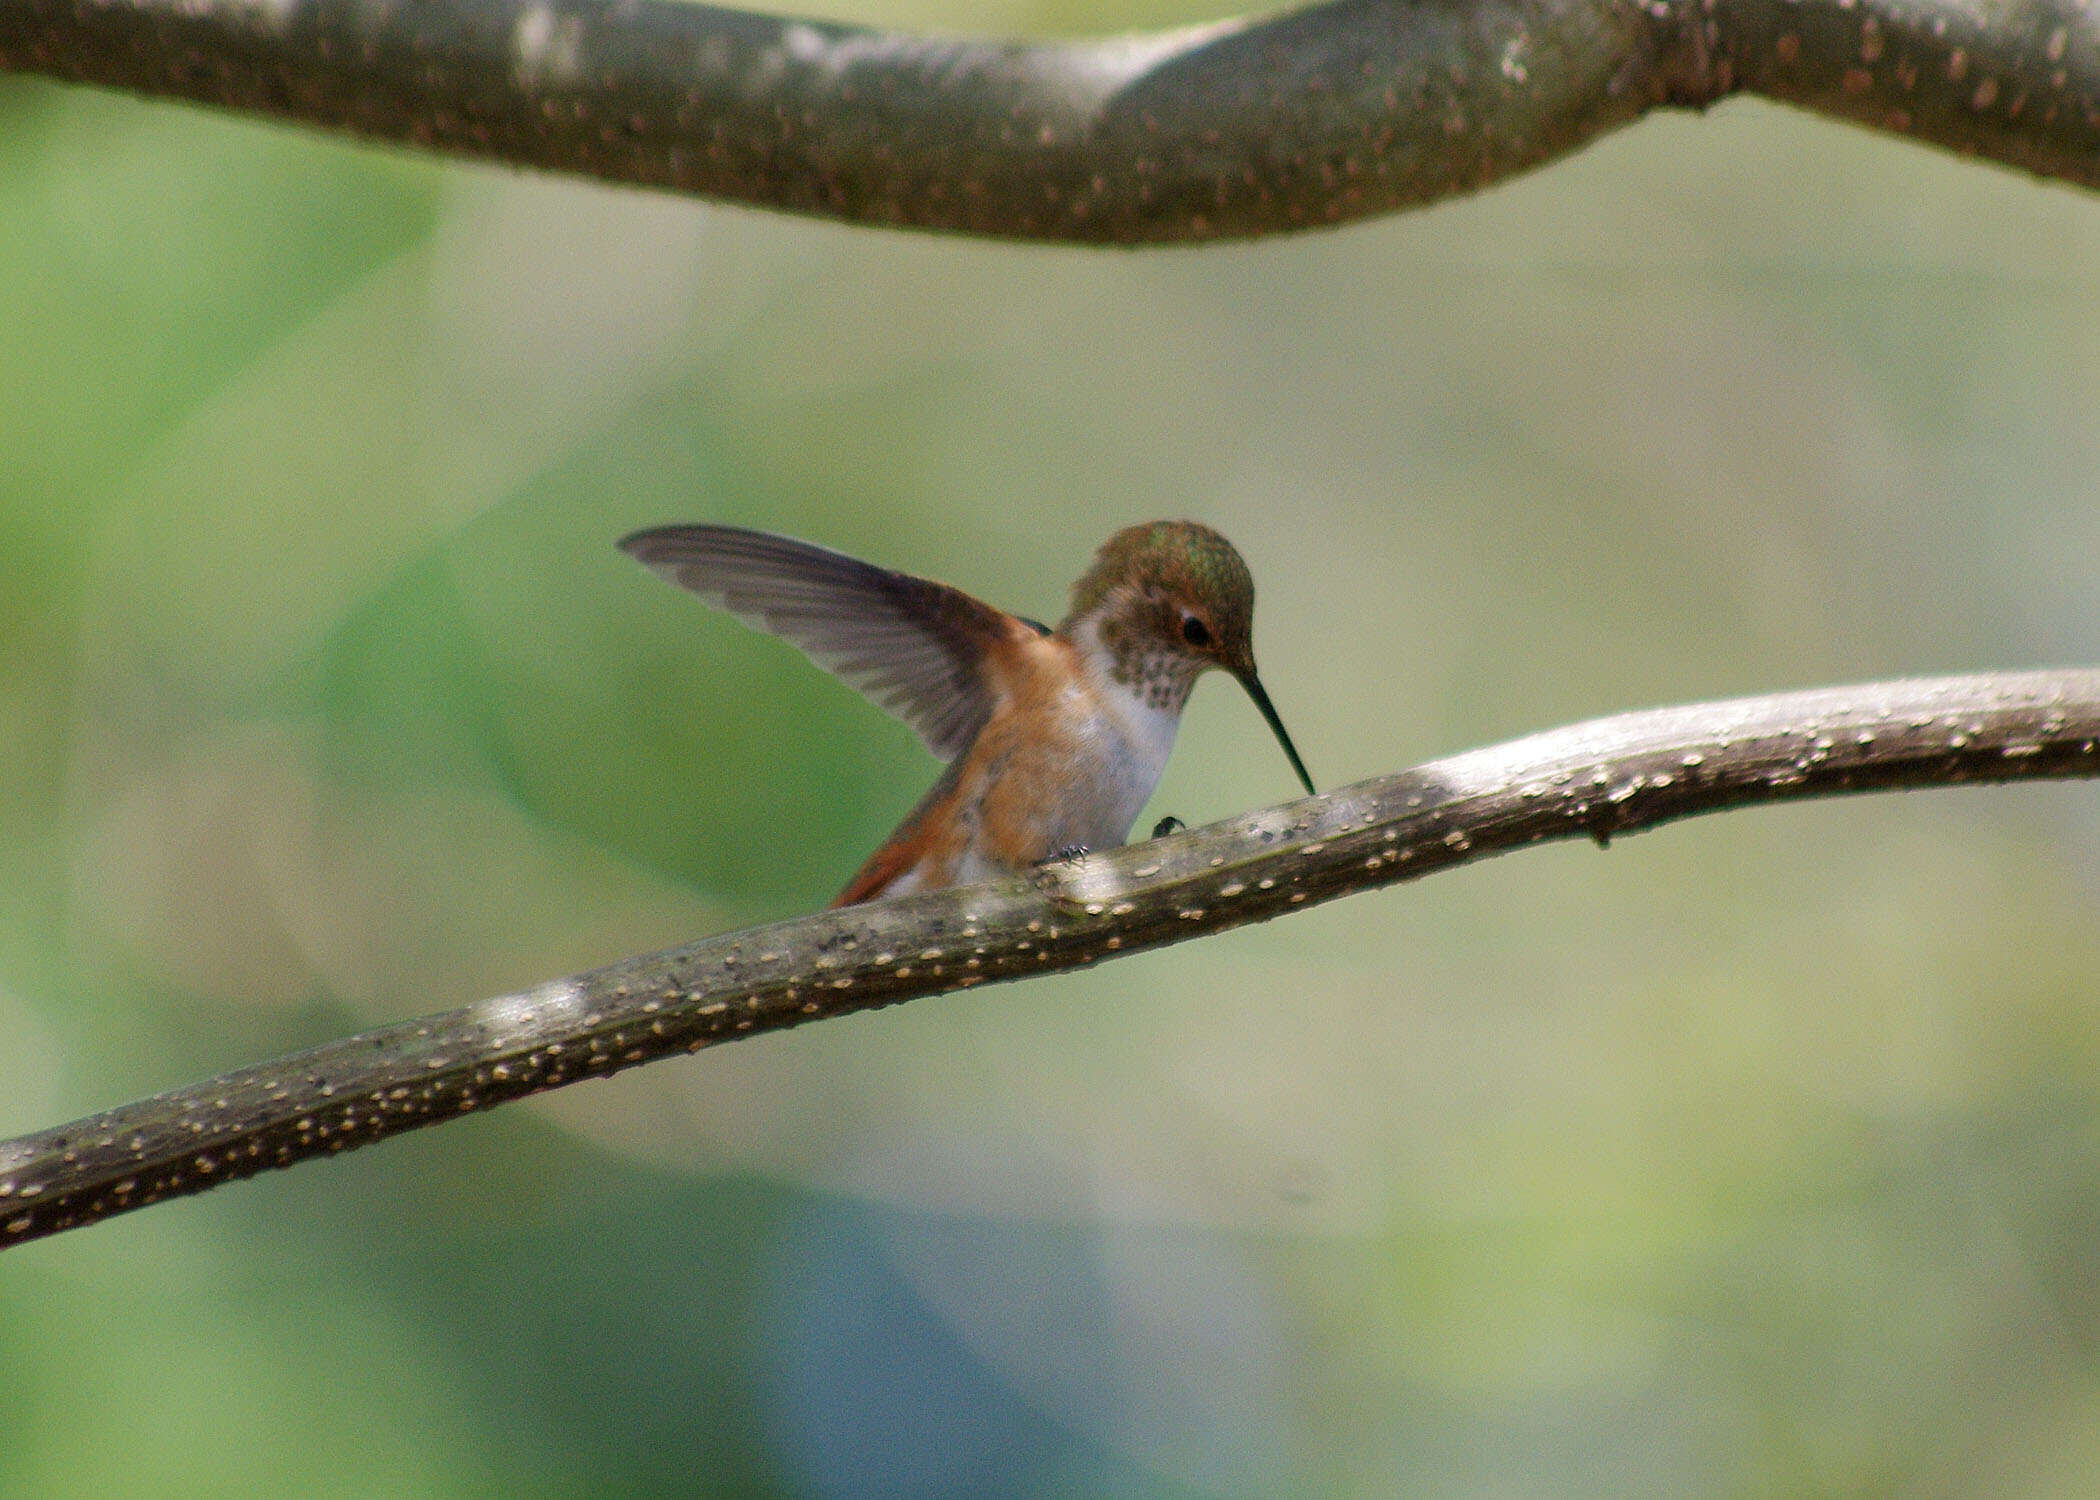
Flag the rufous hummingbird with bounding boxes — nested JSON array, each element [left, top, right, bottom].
[[620, 520, 1316, 907]]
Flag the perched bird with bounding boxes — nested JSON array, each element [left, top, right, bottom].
[[620, 520, 1315, 907]]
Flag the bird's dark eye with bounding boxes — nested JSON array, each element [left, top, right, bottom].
[[1180, 615, 1212, 647]]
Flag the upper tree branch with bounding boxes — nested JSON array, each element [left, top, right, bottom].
[[3, 668, 2096, 1249], [2, 0, 2096, 241]]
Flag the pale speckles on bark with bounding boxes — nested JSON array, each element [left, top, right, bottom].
[[1728, 0, 2100, 152], [8, 0, 2100, 237], [19, 668, 2095, 1252]]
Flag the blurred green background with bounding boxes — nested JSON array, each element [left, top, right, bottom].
[[5, 0, 2100, 1490]]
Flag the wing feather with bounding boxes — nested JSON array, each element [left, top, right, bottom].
[[619, 524, 1018, 760]]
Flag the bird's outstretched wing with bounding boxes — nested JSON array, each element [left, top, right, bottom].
[[620, 524, 1028, 761]]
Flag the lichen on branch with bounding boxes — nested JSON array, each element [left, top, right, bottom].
[[3, 668, 2096, 1249]]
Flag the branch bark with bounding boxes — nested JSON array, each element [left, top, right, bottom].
[[3, 668, 2096, 1249], [2, 0, 2097, 241]]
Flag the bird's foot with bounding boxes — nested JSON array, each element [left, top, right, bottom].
[[1150, 816, 1186, 839], [1039, 844, 1091, 867]]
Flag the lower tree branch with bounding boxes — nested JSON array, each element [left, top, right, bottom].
[[4, 667, 2096, 1249]]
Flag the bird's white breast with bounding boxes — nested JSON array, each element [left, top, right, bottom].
[[1068, 627, 1184, 849]]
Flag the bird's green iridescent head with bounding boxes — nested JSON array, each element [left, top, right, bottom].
[[1062, 519, 1257, 674], [1062, 520, 1316, 797]]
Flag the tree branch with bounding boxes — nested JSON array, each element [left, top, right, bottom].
[[2, 0, 2097, 241], [3, 668, 2096, 1248]]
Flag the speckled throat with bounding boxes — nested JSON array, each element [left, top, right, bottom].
[[1073, 589, 1207, 713]]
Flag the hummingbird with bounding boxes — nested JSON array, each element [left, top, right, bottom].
[[619, 520, 1316, 907]]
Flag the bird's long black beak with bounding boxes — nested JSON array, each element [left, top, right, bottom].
[[1234, 670, 1316, 799]]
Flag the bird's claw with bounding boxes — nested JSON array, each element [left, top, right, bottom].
[[1150, 816, 1186, 839], [1039, 844, 1091, 867]]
